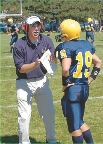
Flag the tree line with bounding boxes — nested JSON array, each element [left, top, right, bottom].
[[1, 0, 103, 23]]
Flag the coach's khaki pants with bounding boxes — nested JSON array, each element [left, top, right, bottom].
[[16, 76, 55, 144]]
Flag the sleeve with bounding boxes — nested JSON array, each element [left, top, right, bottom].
[[54, 43, 69, 60], [91, 46, 96, 54], [13, 41, 25, 71]]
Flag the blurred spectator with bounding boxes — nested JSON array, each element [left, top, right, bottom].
[[99, 20, 103, 34], [94, 20, 99, 31]]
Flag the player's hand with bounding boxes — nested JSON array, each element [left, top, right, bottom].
[[11, 33, 14, 36], [62, 83, 74, 92], [88, 77, 94, 85], [6, 31, 10, 34]]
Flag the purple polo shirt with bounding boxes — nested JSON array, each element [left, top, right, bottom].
[[13, 34, 55, 79]]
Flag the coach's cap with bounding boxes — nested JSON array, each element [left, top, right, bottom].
[[26, 16, 41, 25]]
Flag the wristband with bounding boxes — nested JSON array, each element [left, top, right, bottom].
[[90, 67, 100, 80], [62, 76, 69, 86]]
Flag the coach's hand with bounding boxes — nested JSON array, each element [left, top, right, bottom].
[[35, 58, 41, 68]]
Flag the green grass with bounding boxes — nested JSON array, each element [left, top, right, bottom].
[[0, 31, 103, 144]]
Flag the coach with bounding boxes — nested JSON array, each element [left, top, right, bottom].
[[13, 15, 57, 144]]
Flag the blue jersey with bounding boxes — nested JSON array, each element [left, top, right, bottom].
[[54, 40, 96, 85], [84, 22, 93, 32], [10, 22, 18, 35]]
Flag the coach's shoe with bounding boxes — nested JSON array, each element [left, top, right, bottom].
[[46, 137, 58, 143]]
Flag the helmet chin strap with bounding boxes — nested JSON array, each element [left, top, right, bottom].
[[61, 36, 69, 42]]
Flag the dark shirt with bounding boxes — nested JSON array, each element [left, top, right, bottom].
[[13, 34, 55, 79], [10, 22, 18, 36]]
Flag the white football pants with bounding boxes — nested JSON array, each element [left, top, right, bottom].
[[16, 76, 55, 144]]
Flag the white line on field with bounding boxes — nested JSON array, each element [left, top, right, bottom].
[[0, 76, 62, 82], [0, 56, 13, 59], [0, 96, 103, 109], [0, 79, 16, 82], [0, 66, 15, 68]]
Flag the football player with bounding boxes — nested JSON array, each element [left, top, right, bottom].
[[7, 18, 19, 53], [84, 18, 95, 43], [54, 19, 102, 143]]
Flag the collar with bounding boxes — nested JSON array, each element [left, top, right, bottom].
[[26, 35, 41, 47], [31, 40, 38, 46]]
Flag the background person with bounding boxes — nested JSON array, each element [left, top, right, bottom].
[[84, 18, 95, 44], [99, 20, 103, 34], [13, 15, 57, 144], [7, 18, 19, 53], [54, 19, 102, 143]]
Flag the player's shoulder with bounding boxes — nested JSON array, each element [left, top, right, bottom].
[[87, 21, 93, 26], [80, 39, 93, 46], [81, 40, 96, 53], [56, 40, 79, 52], [70, 40, 95, 52], [55, 42, 67, 51], [11, 22, 16, 26]]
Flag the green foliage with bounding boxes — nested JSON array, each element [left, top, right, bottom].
[[1, 0, 103, 22]]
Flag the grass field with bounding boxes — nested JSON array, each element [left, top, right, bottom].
[[0, 31, 103, 144]]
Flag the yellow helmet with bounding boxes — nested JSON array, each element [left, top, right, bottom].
[[8, 18, 13, 24], [60, 19, 81, 42], [87, 18, 92, 22]]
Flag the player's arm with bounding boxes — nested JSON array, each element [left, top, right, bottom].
[[15, 26, 19, 34], [13, 26, 19, 34], [62, 58, 74, 92], [99, 26, 103, 33], [6, 30, 9, 34], [88, 53, 102, 84], [62, 57, 71, 76], [11, 26, 19, 35], [91, 26, 95, 33]]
